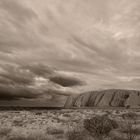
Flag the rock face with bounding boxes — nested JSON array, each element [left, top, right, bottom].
[[64, 89, 140, 108]]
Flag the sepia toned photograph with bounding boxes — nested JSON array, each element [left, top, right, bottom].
[[0, 0, 140, 140]]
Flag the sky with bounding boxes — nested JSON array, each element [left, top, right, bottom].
[[0, 0, 140, 106]]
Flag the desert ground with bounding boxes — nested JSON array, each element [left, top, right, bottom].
[[0, 109, 140, 140]]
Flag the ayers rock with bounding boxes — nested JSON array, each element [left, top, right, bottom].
[[64, 89, 140, 108]]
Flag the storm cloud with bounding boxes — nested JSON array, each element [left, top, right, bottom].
[[50, 76, 85, 87], [0, 63, 83, 105], [0, 85, 40, 100]]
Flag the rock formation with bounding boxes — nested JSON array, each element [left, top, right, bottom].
[[64, 89, 140, 108]]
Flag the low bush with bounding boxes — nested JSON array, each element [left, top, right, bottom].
[[84, 115, 118, 140]]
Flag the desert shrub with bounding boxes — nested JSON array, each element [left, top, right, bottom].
[[111, 136, 126, 140], [0, 127, 11, 137], [52, 117, 62, 123], [67, 127, 87, 140], [1, 114, 9, 118], [67, 125, 94, 140], [126, 105, 130, 109], [120, 120, 138, 140], [121, 112, 137, 120], [47, 127, 64, 135], [105, 110, 111, 115], [14, 111, 20, 113], [63, 113, 71, 118], [55, 134, 64, 139], [115, 110, 120, 114], [9, 137, 37, 140], [67, 130, 84, 140], [84, 115, 118, 140], [8, 132, 55, 140], [35, 112, 42, 115], [8, 136, 51, 140], [13, 119, 23, 127]]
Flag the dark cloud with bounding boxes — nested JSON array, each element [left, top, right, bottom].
[[0, 73, 33, 86], [0, 63, 74, 103], [0, 85, 40, 101], [50, 76, 85, 87], [0, 93, 67, 107]]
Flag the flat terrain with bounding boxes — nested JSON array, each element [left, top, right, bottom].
[[0, 109, 140, 140]]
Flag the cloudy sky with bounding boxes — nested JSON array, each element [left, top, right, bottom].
[[0, 0, 140, 106]]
